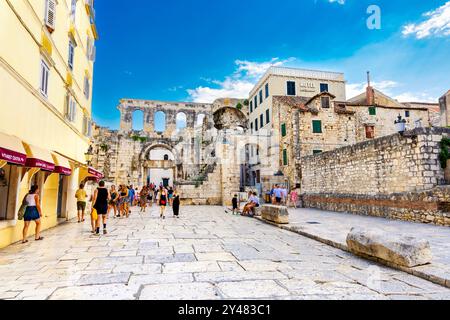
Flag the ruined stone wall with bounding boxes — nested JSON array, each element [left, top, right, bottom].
[[300, 127, 450, 226]]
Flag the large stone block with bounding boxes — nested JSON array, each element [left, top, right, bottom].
[[346, 228, 432, 268], [261, 205, 289, 224]]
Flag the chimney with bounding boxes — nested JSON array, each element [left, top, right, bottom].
[[366, 71, 375, 105]]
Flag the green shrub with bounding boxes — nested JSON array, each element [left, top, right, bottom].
[[439, 137, 450, 169]]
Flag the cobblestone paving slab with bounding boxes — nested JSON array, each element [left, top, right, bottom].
[[258, 207, 450, 287], [0, 206, 449, 300]]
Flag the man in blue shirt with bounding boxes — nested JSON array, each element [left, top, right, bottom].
[[128, 185, 135, 208], [273, 185, 283, 204]]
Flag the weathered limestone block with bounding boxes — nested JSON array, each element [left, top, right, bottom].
[[261, 205, 289, 224], [346, 228, 432, 267]]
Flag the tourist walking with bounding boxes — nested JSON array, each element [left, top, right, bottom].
[[128, 185, 135, 213], [109, 185, 119, 218], [75, 183, 87, 223], [159, 187, 168, 219], [232, 194, 239, 215], [147, 185, 153, 207], [289, 188, 298, 208], [139, 186, 148, 212], [92, 181, 110, 235], [273, 185, 283, 204], [172, 190, 180, 218], [168, 186, 174, 206], [118, 185, 129, 218], [21, 185, 44, 243]]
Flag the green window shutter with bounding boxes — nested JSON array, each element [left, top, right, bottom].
[[312, 120, 322, 133], [283, 149, 288, 166], [313, 150, 323, 155], [369, 107, 377, 116], [281, 123, 287, 137]]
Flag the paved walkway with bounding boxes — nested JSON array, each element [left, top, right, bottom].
[[271, 208, 450, 287], [0, 206, 450, 300]]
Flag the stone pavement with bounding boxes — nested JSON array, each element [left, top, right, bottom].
[[261, 208, 450, 287], [0, 206, 449, 300]]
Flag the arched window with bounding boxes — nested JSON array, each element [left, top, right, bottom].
[[196, 114, 206, 127], [176, 112, 187, 131], [132, 109, 144, 131], [154, 111, 166, 133], [164, 154, 169, 161]]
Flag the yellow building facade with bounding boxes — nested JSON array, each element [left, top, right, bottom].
[[0, 0, 101, 248]]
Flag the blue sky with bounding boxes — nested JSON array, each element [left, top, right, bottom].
[[92, 0, 450, 129]]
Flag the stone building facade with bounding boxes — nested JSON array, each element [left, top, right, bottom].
[[271, 93, 357, 188], [300, 127, 450, 226], [439, 90, 450, 127], [91, 98, 273, 206]]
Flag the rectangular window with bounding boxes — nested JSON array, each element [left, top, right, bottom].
[[265, 83, 269, 98], [281, 123, 287, 137], [254, 96, 258, 109], [260, 114, 264, 129], [369, 107, 377, 116], [65, 94, 77, 122], [255, 118, 258, 131], [405, 110, 410, 118], [283, 149, 288, 166], [68, 40, 75, 70], [321, 96, 330, 109], [312, 120, 322, 134], [320, 83, 329, 93], [84, 76, 90, 100], [45, 0, 56, 32], [39, 59, 50, 97], [365, 126, 375, 139], [287, 81, 296, 96], [70, 0, 77, 22], [266, 109, 270, 124], [313, 150, 323, 155], [259, 90, 263, 104], [250, 101, 253, 113], [250, 122, 253, 133]]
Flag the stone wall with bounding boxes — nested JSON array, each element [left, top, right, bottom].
[[300, 127, 450, 226]]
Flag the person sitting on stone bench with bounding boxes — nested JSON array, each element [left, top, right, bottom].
[[242, 192, 260, 217]]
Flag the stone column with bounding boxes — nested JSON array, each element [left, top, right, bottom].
[[143, 109, 154, 135], [218, 132, 241, 206], [165, 110, 177, 137], [119, 105, 133, 132]]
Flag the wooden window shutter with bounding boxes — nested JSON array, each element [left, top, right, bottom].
[[45, 0, 57, 32]]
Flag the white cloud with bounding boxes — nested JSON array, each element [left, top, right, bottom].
[[393, 92, 437, 103], [328, 0, 345, 4], [187, 58, 295, 103], [346, 80, 437, 103], [346, 80, 399, 99], [402, 1, 450, 39]]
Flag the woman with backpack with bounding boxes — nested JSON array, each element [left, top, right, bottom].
[[21, 185, 44, 243]]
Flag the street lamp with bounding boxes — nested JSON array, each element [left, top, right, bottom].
[[84, 145, 94, 166], [395, 115, 407, 136]]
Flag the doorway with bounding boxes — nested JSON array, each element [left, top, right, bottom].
[[162, 178, 170, 188]]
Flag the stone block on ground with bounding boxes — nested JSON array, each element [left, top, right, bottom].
[[253, 206, 262, 217], [346, 227, 432, 268], [261, 205, 289, 224]]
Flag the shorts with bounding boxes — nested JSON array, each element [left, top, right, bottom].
[[24, 206, 40, 221], [77, 201, 87, 211], [275, 197, 282, 203]]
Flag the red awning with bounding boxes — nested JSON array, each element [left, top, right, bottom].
[[52, 153, 72, 176], [22, 142, 55, 172], [88, 167, 104, 179], [0, 132, 27, 166]]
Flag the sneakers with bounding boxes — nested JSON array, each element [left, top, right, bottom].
[[103, 230, 108, 235]]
